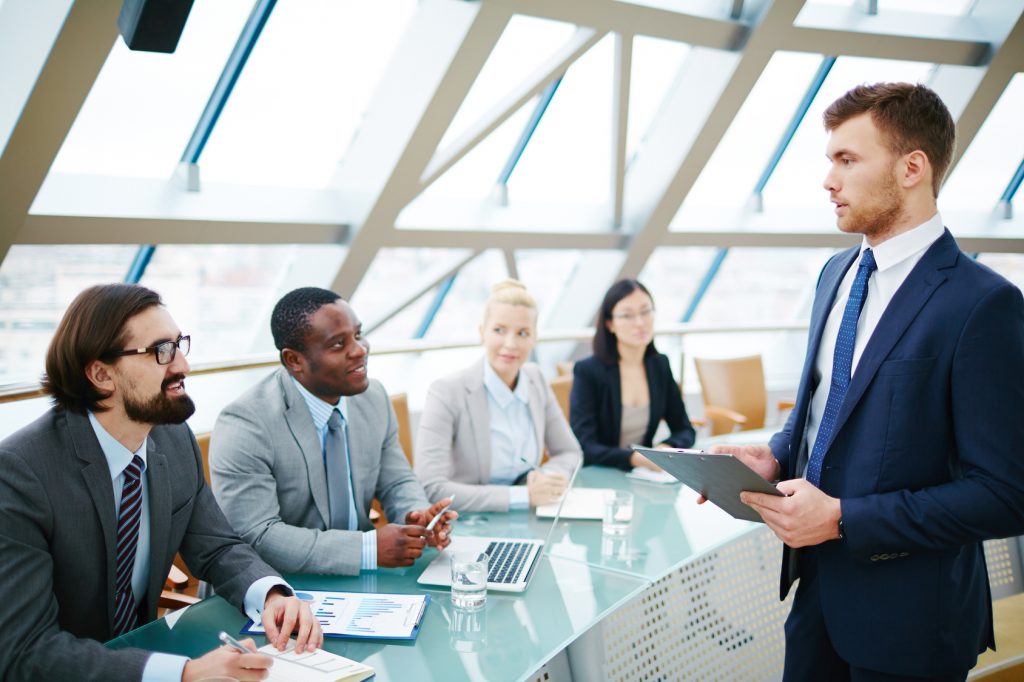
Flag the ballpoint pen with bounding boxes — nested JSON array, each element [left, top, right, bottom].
[[425, 494, 456, 532], [218, 630, 251, 654]]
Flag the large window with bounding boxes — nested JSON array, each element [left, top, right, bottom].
[[139, 244, 347, 363], [0, 245, 137, 384]]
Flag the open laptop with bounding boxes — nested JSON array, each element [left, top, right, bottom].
[[417, 461, 581, 593]]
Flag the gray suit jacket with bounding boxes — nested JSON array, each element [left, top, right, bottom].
[[415, 359, 582, 512], [210, 368, 429, 576], [0, 408, 275, 682]]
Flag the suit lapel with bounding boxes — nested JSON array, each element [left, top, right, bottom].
[[644, 356, 662, 437], [609, 362, 623, 441], [144, 444, 170, 619], [279, 370, 331, 527], [67, 410, 119, 631], [826, 231, 955, 446], [466, 360, 493, 483], [525, 368, 546, 456]]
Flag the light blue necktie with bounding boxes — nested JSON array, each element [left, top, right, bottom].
[[806, 248, 877, 487], [325, 409, 352, 530]]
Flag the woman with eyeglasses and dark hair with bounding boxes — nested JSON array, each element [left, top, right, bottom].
[[569, 279, 696, 470]]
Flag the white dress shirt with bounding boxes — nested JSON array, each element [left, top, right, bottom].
[[290, 378, 377, 570], [804, 213, 946, 463], [483, 362, 539, 509]]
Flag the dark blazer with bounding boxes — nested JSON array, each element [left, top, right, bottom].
[[769, 229, 1024, 676], [0, 408, 278, 682], [570, 352, 695, 470]]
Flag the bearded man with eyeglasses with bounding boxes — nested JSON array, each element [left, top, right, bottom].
[[0, 283, 321, 682]]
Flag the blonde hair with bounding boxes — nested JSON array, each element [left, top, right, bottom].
[[483, 279, 537, 325]]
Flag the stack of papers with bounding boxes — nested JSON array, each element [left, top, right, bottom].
[[626, 467, 679, 484], [259, 640, 373, 682]]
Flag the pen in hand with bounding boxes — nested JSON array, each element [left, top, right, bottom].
[[219, 630, 254, 654], [425, 495, 456, 532]]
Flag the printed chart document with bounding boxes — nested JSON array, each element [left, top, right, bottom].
[[259, 640, 373, 682], [244, 590, 428, 640]]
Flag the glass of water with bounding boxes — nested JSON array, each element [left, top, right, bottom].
[[450, 551, 488, 610], [603, 490, 634, 537]]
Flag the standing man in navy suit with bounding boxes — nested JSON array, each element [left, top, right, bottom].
[[719, 83, 1024, 680]]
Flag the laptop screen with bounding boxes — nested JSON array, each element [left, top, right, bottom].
[[538, 459, 583, 556]]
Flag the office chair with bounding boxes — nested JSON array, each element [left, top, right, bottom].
[[693, 354, 795, 436]]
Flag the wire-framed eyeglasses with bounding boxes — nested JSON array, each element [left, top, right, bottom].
[[103, 335, 190, 366]]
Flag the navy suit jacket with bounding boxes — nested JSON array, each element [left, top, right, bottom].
[[570, 353, 696, 470], [768, 229, 1024, 676]]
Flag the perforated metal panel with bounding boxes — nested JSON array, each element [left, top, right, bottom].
[[984, 538, 1024, 601], [600, 526, 792, 682]]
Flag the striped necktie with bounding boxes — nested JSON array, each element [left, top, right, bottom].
[[113, 455, 145, 636], [806, 248, 877, 487]]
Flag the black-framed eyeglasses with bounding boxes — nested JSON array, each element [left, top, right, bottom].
[[103, 335, 190, 366]]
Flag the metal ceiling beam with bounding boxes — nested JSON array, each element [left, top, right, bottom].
[[611, 32, 632, 228], [419, 27, 601, 194], [391, 229, 627, 250], [495, 0, 747, 49], [20, 214, 348, 244], [614, 0, 804, 282], [941, 8, 1024, 182], [0, 0, 121, 264], [328, 0, 511, 298]]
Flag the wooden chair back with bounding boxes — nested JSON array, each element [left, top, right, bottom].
[[694, 355, 767, 435], [549, 374, 573, 422]]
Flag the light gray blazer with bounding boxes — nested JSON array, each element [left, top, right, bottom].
[[210, 368, 429, 576], [0, 408, 274, 682], [415, 358, 581, 512]]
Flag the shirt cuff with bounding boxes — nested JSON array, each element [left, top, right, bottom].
[[362, 531, 378, 571], [243, 575, 293, 624], [509, 485, 530, 510], [142, 653, 189, 682]]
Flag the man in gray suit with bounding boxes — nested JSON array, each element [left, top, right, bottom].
[[210, 287, 455, 576], [0, 284, 320, 682]]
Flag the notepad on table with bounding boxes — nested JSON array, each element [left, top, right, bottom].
[[243, 590, 428, 640], [536, 487, 614, 519], [259, 640, 373, 682]]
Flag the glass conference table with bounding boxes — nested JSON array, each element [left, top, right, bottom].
[[109, 443, 765, 682]]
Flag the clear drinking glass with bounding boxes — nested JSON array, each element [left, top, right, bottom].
[[603, 490, 634, 537], [450, 551, 488, 610], [449, 602, 488, 652]]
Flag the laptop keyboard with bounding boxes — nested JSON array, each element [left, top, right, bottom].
[[485, 541, 533, 584]]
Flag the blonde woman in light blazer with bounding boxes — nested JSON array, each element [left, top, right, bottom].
[[415, 280, 582, 513]]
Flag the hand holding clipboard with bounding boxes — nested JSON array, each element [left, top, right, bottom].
[[631, 444, 784, 523]]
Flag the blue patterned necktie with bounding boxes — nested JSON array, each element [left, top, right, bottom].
[[806, 248, 877, 487], [325, 409, 352, 530], [112, 455, 144, 636]]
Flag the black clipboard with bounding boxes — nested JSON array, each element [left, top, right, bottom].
[[632, 446, 783, 523]]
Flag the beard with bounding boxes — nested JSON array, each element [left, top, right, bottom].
[[837, 162, 906, 241], [122, 373, 196, 425]]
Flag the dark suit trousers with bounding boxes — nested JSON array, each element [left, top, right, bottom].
[[783, 549, 968, 682]]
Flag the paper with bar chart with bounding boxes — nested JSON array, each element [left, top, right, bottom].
[[244, 590, 429, 640]]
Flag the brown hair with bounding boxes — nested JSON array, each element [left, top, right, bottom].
[[42, 284, 163, 414], [823, 82, 955, 197]]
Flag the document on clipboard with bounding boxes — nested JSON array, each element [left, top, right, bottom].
[[631, 446, 784, 523], [242, 591, 429, 641]]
